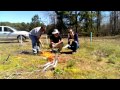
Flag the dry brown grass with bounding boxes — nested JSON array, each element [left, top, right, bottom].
[[0, 35, 120, 79]]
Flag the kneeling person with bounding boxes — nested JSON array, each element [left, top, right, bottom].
[[67, 28, 79, 52], [50, 29, 63, 52]]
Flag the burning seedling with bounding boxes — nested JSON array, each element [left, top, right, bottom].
[[39, 50, 70, 72], [39, 50, 58, 72]]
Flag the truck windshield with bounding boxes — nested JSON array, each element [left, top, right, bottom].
[[9, 27, 18, 31]]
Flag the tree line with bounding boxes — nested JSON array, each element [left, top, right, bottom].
[[48, 11, 120, 36], [0, 14, 44, 31], [1, 11, 120, 37]]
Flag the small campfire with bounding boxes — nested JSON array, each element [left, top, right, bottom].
[[39, 51, 57, 72], [40, 51, 55, 62], [39, 51, 67, 63], [39, 51, 71, 72]]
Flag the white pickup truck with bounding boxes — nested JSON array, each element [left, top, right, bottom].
[[0, 26, 30, 42]]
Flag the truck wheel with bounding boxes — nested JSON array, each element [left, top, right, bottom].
[[17, 35, 26, 43]]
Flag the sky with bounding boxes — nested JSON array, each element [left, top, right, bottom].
[[0, 11, 110, 25], [101, 11, 110, 24], [0, 11, 53, 25]]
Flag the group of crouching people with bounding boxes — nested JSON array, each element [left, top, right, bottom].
[[29, 26, 79, 54]]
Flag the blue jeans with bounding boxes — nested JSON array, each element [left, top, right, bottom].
[[29, 34, 40, 53], [68, 41, 79, 52]]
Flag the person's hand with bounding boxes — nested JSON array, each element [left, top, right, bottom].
[[51, 42, 54, 48], [68, 39, 72, 44], [69, 39, 73, 41], [52, 44, 56, 48], [52, 44, 55, 48]]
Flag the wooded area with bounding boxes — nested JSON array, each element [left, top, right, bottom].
[[1, 11, 120, 36], [0, 11, 120, 79]]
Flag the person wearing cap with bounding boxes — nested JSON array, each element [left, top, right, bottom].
[[49, 29, 63, 52], [67, 28, 79, 52], [29, 25, 46, 54]]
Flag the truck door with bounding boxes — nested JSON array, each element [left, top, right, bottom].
[[0, 27, 3, 40], [3, 27, 16, 40]]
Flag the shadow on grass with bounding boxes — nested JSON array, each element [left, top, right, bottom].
[[46, 50, 73, 54], [0, 41, 18, 44], [0, 41, 29, 44], [18, 51, 33, 55], [60, 51, 73, 54], [18, 50, 73, 56]]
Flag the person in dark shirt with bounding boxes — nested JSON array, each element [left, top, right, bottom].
[[67, 28, 79, 52], [49, 29, 63, 52]]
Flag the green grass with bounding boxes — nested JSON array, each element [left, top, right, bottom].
[[0, 36, 120, 79]]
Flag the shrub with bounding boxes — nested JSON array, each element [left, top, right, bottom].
[[107, 55, 117, 64], [66, 60, 76, 68]]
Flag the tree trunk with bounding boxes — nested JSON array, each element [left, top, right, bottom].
[[96, 11, 101, 36], [75, 11, 78, 33], [55, 11, 66, 35], [110, 11, 119, 35]]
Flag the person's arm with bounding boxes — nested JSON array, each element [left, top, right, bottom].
[[36, 35, 41, 46], [68, 34, 74, 44], [54, 36, 63, 47], [58, 35, 63, 44], [50, 35, 54, 44], [50, 39, 54, 44], [49, 35, 55, 48], [58, 39, 63, 44], [37, 28, 42, 39], [68, 34, 70, 44], [37, 33, 42, 39], [37, 32, 43, 47], [74, 33, 79, 43]]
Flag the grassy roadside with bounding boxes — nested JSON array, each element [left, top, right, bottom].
[[0, 36, 120, 79]]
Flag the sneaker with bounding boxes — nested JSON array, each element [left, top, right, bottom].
[[68, 46, 71, 49], [33, 49, 37, 54], [63, 44, 70, 49]]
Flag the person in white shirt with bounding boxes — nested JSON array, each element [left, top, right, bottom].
[[29, 25, 46, 54]]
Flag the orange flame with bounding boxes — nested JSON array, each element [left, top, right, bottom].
[[40, 51, 54, 62], [40, 51, 67, 63]]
